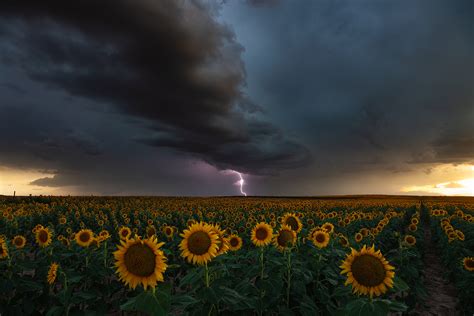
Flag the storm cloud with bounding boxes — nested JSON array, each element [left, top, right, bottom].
[[0, 0, 473, 195], [0, 0, 309, 176]]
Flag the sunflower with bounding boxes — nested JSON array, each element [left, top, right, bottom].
[[228, 234, 243, 251], [312, 230, 330, 249], [36, 227, 53, 248], [0, 241, 8, 259], [90, 238, 101, 248], [403, 235, 416, 246], [114, 236, 167, 290], [408, 223, 417, 232], [273, 225, 296, 252], [75, 229, 94, 247], [340, 245, 395, 298], [339, 235, 350, 247], [321, 222, 335, 234], [119, 226, 132, 240], [354, 232, 363, 243], [61, 238, 71, 247], [282, 213, 303, 233], [251, 222, 273, 247], [98, 230, 110, 241], [47, 262, 59, 285], [463, 257, 474, 272], [179, 222, 219, 265], [163, 226, 174, 239], [211, 224, 229, 256], [448, 232, 457, 242], [145, 226, 156, 238], [32, 224, 43, 234], [59, 217, 67, 225], [455, 230, 465, 241], [12, 235, 26, 249]]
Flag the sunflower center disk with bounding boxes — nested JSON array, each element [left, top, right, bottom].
[[286, 217, 299, 230], [80, 233, 90, 242], [39, 230, 48, 242], [466, 260, 474, 268], [187, 231, 212, 255], [315, 233, 326, 243], [277, 230, 294, 247], [351, 254, 386, 287], [124, 243, 156, 277], [256, 228, 268, 240], [230, 238, 239, 247]]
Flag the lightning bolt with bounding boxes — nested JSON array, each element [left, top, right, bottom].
[[226, 170, 247, 196]]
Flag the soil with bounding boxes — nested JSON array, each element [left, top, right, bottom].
[[414, 222, 459, 316]]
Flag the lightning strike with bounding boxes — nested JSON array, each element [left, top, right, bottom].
[[226, 170, 247, 196]]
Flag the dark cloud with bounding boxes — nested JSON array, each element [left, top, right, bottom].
[[0, 82, 26, 94], [0, 0, 309, 175], [0, 0, 473, 195], [224, 0, 474, 173]]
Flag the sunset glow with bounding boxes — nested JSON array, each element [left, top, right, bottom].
[[401, 164, 474, 196], [0, 166, 58, 196]]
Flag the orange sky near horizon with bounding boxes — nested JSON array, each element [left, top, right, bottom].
[[1, 163, 474, 197]]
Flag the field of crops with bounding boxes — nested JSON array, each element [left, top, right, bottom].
[[0, 196, 473, 315]]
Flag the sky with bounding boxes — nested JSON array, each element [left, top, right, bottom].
[[0, 0, 473, 196]]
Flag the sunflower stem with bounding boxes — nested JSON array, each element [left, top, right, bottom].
[[204, 262, 210, 288], [61, 271, 68, 291], [208, 304, 215, 316], [398, 235, 404, 269], [316, 253, 322, 283], [61, 272, 70, 316], [103, 241, 108, 268], [286, 248, 292, 308], [258, 247, 265, 316]]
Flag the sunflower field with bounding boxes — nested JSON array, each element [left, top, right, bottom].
[[0, 196, 473, 315]]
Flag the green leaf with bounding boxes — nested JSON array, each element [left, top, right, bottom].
[[171, 294, 199, 308], [179, 268, 203, 287], [372, 300, 389, 316], [59, 287, 73, 305], [67, 275, 84, 284], [332, 286, 352, 297], [199, 287, 219, 304], [218, 285, 254, 310], [46, 306, 64, 316], [345, 298, 366, 315], [299, 295, 319, 316], [325, 276, 338, 286], [74, 291, 97, 301], [392, 276, 409, 292], [120, 290, 167, 316], [386, 300, 408, 312], [17, 279, 43, 292]]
